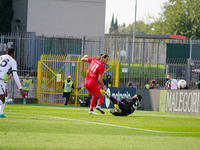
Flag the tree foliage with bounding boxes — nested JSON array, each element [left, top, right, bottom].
[[154, 0, 200, 39], [109, 14, 119, 33], [0, 0, 13, 33], [114, 0, 200, 40], [118, 20, 156, 34]]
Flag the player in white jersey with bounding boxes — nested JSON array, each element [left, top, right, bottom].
[[0, 47, 25, 118]]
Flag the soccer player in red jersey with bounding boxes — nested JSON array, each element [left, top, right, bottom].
[[81, 54, 109, 114]]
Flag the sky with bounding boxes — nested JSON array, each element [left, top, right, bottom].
[[105, 0, 168, 33]]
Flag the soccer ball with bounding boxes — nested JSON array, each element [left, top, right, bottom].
[[178, 79, 187, 88], [7, 98, 13, 104]]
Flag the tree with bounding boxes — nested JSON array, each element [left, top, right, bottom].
[[109, 14, 115, 33], [109, 14, 119, 33], [118, 20, 156, 34], [0, 0, 13, 33], [154, 0, 200, 39], [114, 17, 118, 31], [118, 23, 127, 34]]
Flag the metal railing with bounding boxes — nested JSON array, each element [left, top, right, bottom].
[[2, 32, 198, 101]]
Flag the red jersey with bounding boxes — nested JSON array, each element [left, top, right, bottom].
[[86, 58, 105, 82]]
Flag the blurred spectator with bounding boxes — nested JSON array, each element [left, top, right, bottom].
[[145, 80, 151, 89], [127, 82, 136, 88], [21, 74, 34, 104], [195, 75, 200, 89], [103, 74, 112, 87], [148, 78, 160, 89], [84, 94, 92, 107], [62, 75, 75, 105], [148, 80, 157, 89], [164, 73, 179, 89], [195, 82, 200, 90]]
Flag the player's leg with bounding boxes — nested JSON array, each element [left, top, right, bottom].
[[97, 96, 104, 106], [0, 83, 6, 118], [96, 95, 105, 114], [85, 80, 99, 115], [114, 104, 121, 113], [101, 90, 129, 116], [100, 90, 109, 98], [110, 109, 120, 116], [117, 102, 130, 116], [4, 83, 8, 104], [110, 109, 126, 116], [100, 90, 118, 104], [89, 95, 98, 114], [95, 84, 105, 114]]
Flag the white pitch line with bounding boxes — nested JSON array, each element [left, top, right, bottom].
[[6, 112, 200, 134]]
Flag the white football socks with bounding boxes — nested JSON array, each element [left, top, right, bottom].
[[5, 93, 9, 103], [0, 103, 5, 115], [5, 97, 8, 103]]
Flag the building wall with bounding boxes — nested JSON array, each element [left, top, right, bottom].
[[23, 0, 105, 36], [12, 0, 28, 33]]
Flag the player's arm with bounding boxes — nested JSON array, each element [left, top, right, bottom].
[[12, 71, 22, 89], [81, 55, 89, 62], [12, 71, 25, 98], [98, 75, 106, 91], [11, 60, 25, 98]]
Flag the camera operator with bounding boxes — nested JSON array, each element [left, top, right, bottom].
[[148, 80, 157, 89], [127, 82, 135, 88], [147, 79, 160, 89]]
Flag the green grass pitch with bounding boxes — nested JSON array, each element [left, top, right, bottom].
[[0, 104, 200, 150]]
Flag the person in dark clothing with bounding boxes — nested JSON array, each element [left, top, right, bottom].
[[62, 75, 75, 105], [84, 94, 92, 107], [103, 74, 112, 87], [100, 90, 142, 116], [127, 82, 134, 87]]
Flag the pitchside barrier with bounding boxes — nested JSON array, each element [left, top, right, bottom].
[[137, 89, 200, 115], [36, 54, 119, 106]]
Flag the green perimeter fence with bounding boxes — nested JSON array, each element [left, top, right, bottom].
[[119, 58, 200, 89]]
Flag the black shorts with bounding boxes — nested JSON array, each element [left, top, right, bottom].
[[119, 102, 132, 114]]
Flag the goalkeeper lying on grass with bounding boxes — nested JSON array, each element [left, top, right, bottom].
[[100, 90, 142, 116]]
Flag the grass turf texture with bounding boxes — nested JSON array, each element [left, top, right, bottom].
[[0, 104, 200, 150]]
